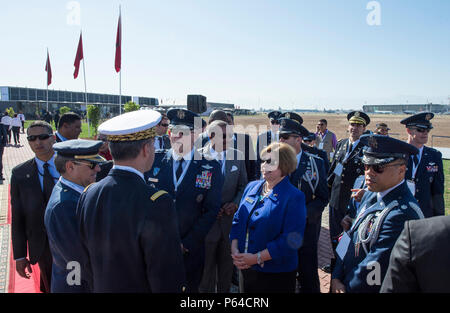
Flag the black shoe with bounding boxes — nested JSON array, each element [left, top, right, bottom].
[[321, 264, 332, 274]]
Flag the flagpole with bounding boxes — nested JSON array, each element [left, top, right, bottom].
[[46, 48, 49, 113], [81, 31, 90, 137]]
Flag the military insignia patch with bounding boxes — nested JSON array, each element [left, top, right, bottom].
[[285, 113, 290, 119], [426, 165, 438, 173], [195, 171, 212, 189], [354, 112, 360, 117], [281, 119, 287, 127], [153, 168, 160, 176], [177, 110, 185, 119], [202, 164, 213, 170], [245, 197, 254, 204]]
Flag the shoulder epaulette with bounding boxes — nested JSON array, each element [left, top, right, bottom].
[[83, 183, 95, 193], [151, 190, 168, 202]]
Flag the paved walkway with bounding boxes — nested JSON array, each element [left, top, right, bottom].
[[0, 132, 333, 293]]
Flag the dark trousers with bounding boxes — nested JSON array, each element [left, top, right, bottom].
[[297, 222, 320, 293], [21, 121, 25, 133], [329, 205, 345, 272], [12, 126, 20, 145], [184, 244, 205, 293], [242, 269, 297, 293], [0, 145, 4, 177], [37, 241, 53, 293], [3, 125, 11, 144]]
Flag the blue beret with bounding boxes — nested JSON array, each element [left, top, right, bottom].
[[53, 139, 105, 163], [400, 112, 434, 129], [360, 134, 419, 165], [279, 118, 309, 137]]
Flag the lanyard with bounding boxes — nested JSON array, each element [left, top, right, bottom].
[[172, 157, 193, 192], [410, 150, 422, 179]]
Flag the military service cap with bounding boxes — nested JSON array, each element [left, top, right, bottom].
[[267, 111, 282, 121], [279, 112, 303, 125], [400, 112, 434, 130], [167, 109, 202, 130], [360, 134, 419, 166], [98, 110, 162, 142], [53, 139, 106, 164], [279, 118, 309, 137], [303, 132, 316, 142], [347, 111, 370, 126]]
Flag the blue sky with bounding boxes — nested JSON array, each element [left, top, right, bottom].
[[1, 0, 449, 110]]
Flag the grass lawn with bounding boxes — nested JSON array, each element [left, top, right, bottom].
[[444, 159, 450, 216]]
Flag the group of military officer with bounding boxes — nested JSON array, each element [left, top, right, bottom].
[[40, 106, 444, 293]]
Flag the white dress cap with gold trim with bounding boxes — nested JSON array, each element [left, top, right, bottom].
[[99, 110, 162, 142]]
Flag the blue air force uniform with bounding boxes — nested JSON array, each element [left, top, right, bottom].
[[76, 110, 186, 293], [145, 109, 223, 292], [279, 118, 329, 293], [332, 135, 424, 293], [45, 139, 105, 293], [401, 112, 445, 217]]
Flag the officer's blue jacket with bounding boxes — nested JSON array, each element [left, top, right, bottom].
[[145, 149, 223, 252], [76, 168, 186, 292], [332, 181, 423, 293], [230, 176, 306, 273], [405, 146, 445, 218], [44, 180, 88, 293], [301, 143, 330, 175], [289, 151, 329, 225]]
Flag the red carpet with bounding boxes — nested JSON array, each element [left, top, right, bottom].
[[7, 185, 41, 293]]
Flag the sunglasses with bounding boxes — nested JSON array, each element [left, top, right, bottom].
[[73, 161, 98, 170], [364, 162, 404, 174], [160, 123, 169, 127], [317, 123, 324, 126], [270, 120, 280, 125], [261, 158, 279, 166], [279, 133, 299, 140], [414, 128, 430, 133], [27, 134, 52, 142]]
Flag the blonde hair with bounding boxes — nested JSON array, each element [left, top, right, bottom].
[[260, 142, 297, 176]]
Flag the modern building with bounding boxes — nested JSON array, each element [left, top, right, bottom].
[[0, 86, 158, 119], [363, 103, 450, 114]]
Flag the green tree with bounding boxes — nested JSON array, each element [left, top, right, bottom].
[[87, 105, 101, 136], [6, 107, 15, 117], [59, 106, 71, 115], [124, 101, 140, 113]]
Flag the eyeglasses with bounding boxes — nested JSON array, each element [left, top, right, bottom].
[[270, 120, 280, 125], [415, 128, 430, 133], [280, 133, 299, 140], [261, 158, 279, 166], [27, 134, 52, 142], [73, 161, 98, 170], [364, 162, 404, 174]]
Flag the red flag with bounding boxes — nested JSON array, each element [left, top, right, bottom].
[[45, 51, 52, 86], [74, 33, 84, 79], [115, 12, 121, 73]]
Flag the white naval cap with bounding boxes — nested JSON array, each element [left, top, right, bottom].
[[98, 109, 162, 142]]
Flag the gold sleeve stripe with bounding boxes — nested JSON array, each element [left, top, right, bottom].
[[151, 190, 168, 201]]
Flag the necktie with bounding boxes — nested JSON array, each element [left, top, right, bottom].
[[158, 137, 163, 149], [43, 163, 55, 203], [413, 155, 419, 167], [176, 158, 184, 181]]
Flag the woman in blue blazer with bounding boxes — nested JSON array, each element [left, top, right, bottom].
[[230, 142, 306, 293]]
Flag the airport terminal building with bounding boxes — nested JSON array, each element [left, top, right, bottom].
[[363, 103, 450, 114], [0, 86, 158, 119]]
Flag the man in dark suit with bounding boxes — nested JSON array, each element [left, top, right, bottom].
[[76, 109, 186, 292], [279, 118, 329, 293], [381, 215, 450, 293], [327, 111, 370, 272], [11, 121, 60, 293], [55, 112, 82, 142], [45, 139, 105, 293], [145, 109, 223, 292], [255, 111, 282, 179], [199, 120, 248, 293], [401, 112, 445, 218]]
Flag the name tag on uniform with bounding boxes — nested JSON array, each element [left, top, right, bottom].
[[319, 142, 324, 150], [334, 163, 344, 177], [336, 232, 351, 260], [407, 180, 416, 196], [245, 197, 254, 204]]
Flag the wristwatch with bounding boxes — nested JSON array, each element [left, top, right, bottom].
[[257, 251, 264, 268]]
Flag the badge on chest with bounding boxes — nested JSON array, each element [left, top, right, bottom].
[[196, 170, 212, 189]]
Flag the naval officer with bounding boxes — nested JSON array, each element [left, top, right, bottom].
[[401, 112, 445, 218], [278, 117, 329, 293], [145, 108, 223, 293], [45, 139, 105, 292], [331, 135, 424, 293], [76, 110, 186, 292]]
